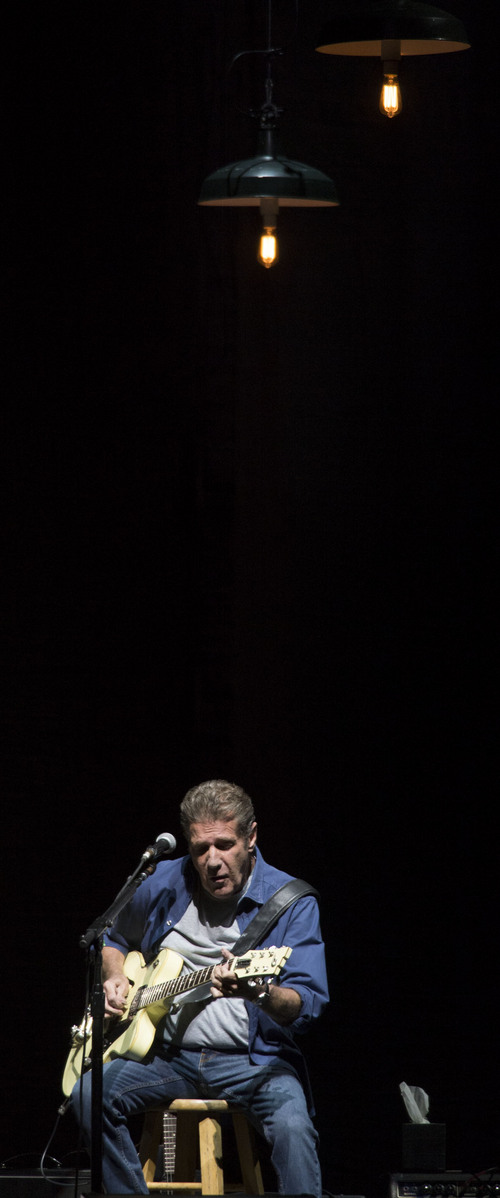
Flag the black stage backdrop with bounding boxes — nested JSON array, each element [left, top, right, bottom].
[[3, 3, 496, 1196]]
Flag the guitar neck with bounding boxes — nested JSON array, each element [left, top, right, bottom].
[[127, 947, 291, 1019], [131, 963, 215, 1015], [163, 1110, 176, 1183]]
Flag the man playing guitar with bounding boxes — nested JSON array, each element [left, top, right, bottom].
[[70, 778, 329, 1195]]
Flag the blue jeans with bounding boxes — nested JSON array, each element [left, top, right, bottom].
[[71, 1047, 322, 1196]]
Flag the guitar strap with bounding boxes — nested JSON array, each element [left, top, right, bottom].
[[231, 878, 320, 955]]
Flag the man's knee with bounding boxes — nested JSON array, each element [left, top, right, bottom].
[[271, 1106, 318, 1159]]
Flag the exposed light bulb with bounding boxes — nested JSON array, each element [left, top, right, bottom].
[[380, 72, 402, 118], [379, 42, 402, 119], [259, 227, 278, 269], [259, 196, 279, 269]]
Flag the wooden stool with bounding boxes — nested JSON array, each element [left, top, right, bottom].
[[140, 1098, 264, 1195]]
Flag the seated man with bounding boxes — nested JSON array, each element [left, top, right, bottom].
[[72, 778, 329, 1195]]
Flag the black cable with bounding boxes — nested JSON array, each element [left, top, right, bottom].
[[37, 950, 93, 1196]]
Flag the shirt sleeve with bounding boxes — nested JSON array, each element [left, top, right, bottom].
[[272, 894, 329, 1033]]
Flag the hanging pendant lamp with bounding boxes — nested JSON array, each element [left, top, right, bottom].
[[316, 1, 470, 118], [199, 6, 338, 267], [198, 133, 339, 268]]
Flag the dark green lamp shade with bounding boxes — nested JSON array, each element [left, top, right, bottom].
[[316, 0, 470, 55], [198, 153, 339, 207]]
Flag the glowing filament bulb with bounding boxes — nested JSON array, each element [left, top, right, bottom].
[[259, 227, 278, 269], [380, 72, 402, 118], [259, 196, 279, 268]]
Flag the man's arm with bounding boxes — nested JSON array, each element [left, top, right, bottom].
[[249, 982, 302, 1026], [211, 890, 329, 1032], [102, 946, 130, 1015], [210, 950, 302, 1026]]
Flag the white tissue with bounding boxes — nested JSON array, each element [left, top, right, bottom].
[[400, 1082, 430, 1124]]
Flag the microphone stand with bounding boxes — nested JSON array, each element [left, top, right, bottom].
[[78, 853, 162, 1195]]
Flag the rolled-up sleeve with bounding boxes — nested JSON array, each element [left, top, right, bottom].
[[274, 894, 329, 1032]]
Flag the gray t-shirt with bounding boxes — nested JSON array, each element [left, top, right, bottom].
[[159, 883, 250, 1051]]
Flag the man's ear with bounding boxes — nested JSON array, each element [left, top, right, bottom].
[[248, 822, 257, 851]]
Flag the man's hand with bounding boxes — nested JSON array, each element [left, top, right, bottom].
[[103, 972, 130, 1017], [210, 948, 302, 1026], [210, 948, 242, 999], [102, 947, 130, 1017]]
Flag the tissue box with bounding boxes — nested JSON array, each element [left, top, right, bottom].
[[402, 1123, 446, 1170]]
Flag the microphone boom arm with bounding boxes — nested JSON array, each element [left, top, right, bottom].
[[79, 833, 176, 950], [75, 833, 176, 1195]]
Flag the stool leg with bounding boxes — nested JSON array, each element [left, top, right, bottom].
[[198, 1115, 224, 1195], [174, 1112, 199, 1183], [140, 1109, 164, 1187], [232, 1113, 265, 1195]]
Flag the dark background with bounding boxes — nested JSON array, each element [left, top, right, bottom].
[[3, 2, 496, 1196]]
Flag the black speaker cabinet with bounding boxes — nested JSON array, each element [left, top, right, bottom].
[[0, 1170, 90, 1197]]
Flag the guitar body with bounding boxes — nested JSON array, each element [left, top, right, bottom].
[[62, 947, 184, 1096], [62, 944, 292, 1097]]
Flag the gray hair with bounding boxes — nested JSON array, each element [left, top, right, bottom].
[[180, 779, 256, 842]]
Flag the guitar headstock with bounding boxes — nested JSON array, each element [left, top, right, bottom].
[[232, 946, 292, 978]]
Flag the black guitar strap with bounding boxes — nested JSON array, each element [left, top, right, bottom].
[[231, 878, 320, 955]]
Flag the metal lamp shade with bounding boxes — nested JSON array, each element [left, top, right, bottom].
[[199, 148, 339, 208], [316, 0, 470, 55]]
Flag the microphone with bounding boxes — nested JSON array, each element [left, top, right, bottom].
[[140, 832, 177, 863]]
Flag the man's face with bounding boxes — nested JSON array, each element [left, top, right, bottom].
[[188, 817, 257, 900]]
